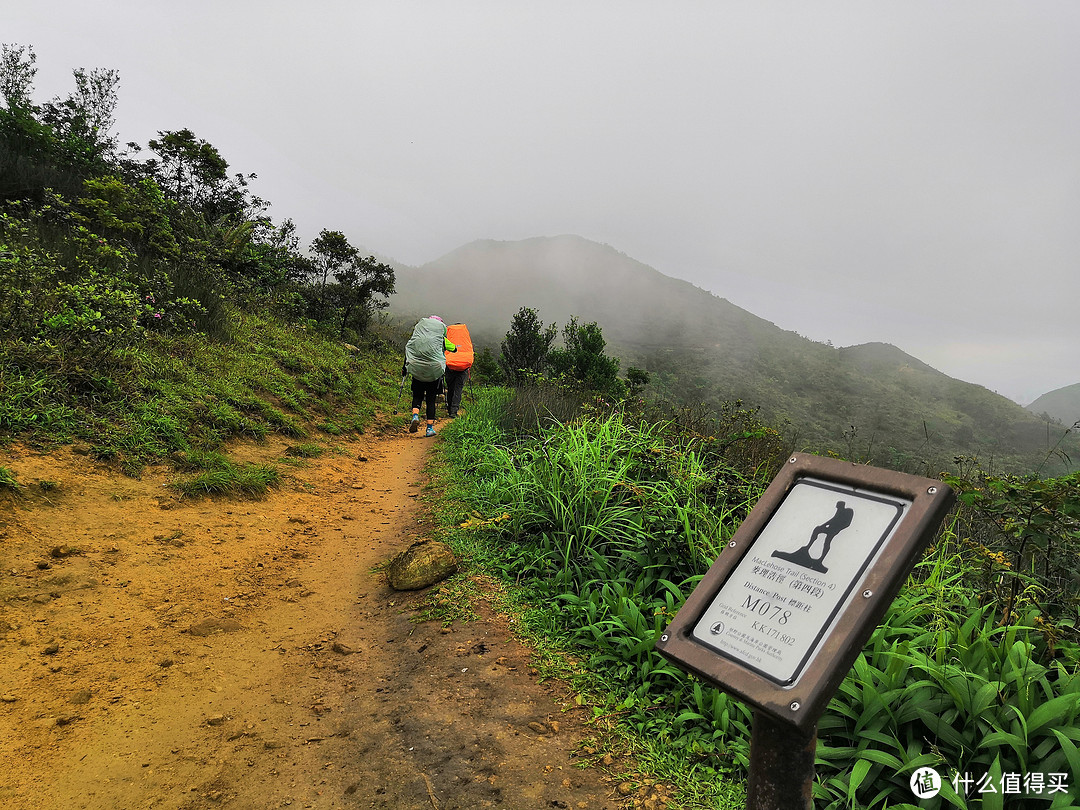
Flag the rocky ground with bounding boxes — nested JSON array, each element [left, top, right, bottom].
[[0, 423, 674, 809]]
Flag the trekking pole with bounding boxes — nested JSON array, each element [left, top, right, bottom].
[[394, 369, 407, 413]]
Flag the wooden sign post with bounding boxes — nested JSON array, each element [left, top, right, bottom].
[[656, 454, 955, 808]]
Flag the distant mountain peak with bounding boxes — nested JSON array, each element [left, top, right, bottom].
[[1026, 382, 1080, 426], [385, 234, 1077, 472]]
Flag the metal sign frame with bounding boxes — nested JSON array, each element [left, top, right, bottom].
[[655, 453, 954, 731]]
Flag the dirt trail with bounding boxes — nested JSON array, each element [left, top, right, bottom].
[[0, 426, 648, 809]]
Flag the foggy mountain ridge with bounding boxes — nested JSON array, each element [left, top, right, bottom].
[[1026, 383, 1080, 428], [390, 234, 779, 346], [388, 235, 1076, 473]]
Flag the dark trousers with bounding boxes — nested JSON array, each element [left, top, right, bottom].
[[445, 369, 468, 415], [411, 377, 441, 421]]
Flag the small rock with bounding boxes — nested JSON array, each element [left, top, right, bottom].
[[528, 721, 549, 735], [32, 593, 53, 604], [158, 658, 174, 668], [205, 714, 226, 727], [617, 781, 635, 796], [69, 689, 92, 705], [1, 694, 17, 703], [50, 545, 80, 559], [602, 754, 614, 766], [36, 561, 51, 570], [330, 641, 356, 655], [43, 641, 60, 655], [357, 455, 369, 462], [56, 715, 78, 726]]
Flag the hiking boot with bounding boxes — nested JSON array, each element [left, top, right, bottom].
[[425, 425, 436, 437], [409, 414, 419, 433]]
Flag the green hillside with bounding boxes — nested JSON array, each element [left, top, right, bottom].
[[0, 44, 398, 470], [391, 236, 1076, 474]]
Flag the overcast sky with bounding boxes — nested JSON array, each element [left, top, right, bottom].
[[8, 2, 1078, 404]]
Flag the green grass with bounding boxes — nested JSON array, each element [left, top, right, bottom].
[[0, 465, 22, 492], [413, 572, 482, 627], [284, 442, 325, 458], [173, 459, 281, 498], [425, 388, 754, 808], [0, 310, 398, 472], [428, 385, 1080, 810]]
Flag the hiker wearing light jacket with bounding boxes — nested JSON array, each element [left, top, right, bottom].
[[404, 315, 457, 437]]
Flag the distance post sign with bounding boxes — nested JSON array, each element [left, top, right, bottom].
[[656, 453, 955, 731], [690, 478, 908, 686]]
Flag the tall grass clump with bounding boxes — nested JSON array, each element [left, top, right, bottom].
[[439, 386, 775, 796], [0, 466, 23, 493], [438, 386, 1080, 809], [172, 450, 280, 497]]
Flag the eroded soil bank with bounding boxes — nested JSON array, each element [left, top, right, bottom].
[[0, 427, 668, 809]]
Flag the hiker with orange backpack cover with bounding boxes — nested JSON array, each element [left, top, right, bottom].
[[443, 322, 473, 418]]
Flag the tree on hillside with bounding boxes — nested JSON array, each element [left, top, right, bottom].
[[333, 255, 395, 336], [499, 306, 556, 383], [472, 346, 502, 384], [0, 43, 37, 108], [0, 43, 121, 198], [626, 366, 650, 397], [145, 129, 261, 221], [40, 65, 121, 159], [305, 229, 395, 337], [547, 316, 622, 397]]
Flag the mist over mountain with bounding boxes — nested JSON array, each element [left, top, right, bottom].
[[1027, 383, 1080, 428], [389, 235, 1075, 473]]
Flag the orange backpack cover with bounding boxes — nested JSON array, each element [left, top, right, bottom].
[[445, 323, 474, 371]]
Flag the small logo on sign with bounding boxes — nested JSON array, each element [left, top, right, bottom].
[[910, 767, 942, 798], [709, 621, 725, 636]]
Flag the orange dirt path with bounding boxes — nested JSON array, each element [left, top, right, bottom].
[[0, 428, 656, 809]]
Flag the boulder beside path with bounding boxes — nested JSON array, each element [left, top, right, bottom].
[[386, 539, 457, 590]]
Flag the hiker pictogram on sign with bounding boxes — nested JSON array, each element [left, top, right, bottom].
[[687, 478, 909, 685], [771, 501, 855, 573]]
